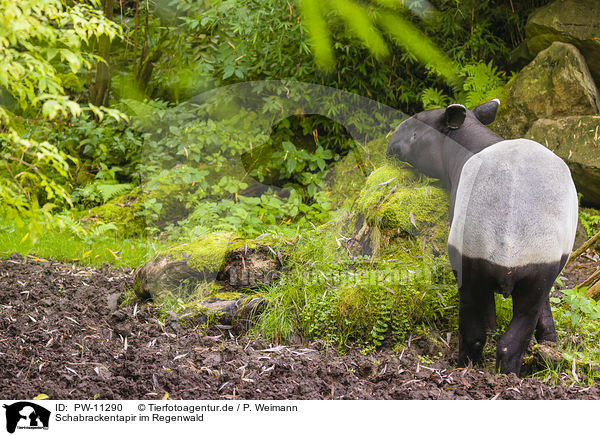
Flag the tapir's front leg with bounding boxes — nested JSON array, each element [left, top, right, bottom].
[[458, 285, 492, 366]]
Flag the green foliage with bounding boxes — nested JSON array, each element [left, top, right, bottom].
[[120, 99, 337, 238], [0, 132, 75, 211], [0, 0, 120, 124], [580, 208, 600, 237], [555, 287, 600, 330], [421, 61, 511, 109], [73, 183, 135, 206], [84, 195, 147, 238], [300, 0, 458, 83], [420, 87, 450, 110], [0, 0, 126, 238], [457, 61, 511, 107], [251, 141, 333, 200], [56, 115, 142, 181]]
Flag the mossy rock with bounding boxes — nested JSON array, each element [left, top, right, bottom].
[[133, 233, 281, 300], [492, 42, 600, 139], [526, 116, 600, 207], [165, 233, 255, 274], [357, 165, 449, 234], [526, 0, 600, 84], [325, 164, 450, 260]]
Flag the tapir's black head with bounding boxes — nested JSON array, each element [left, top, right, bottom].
[[386, 100, 501, 178]]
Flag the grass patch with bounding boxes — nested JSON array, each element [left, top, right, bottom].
[[535, 287, 600, 383], [0, 215, 163, 268], [254, 223, 457, 348]]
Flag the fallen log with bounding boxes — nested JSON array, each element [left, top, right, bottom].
[[567, 228, 600, 266], [585, 279, 600, 300], [580, 267, 600, 289]]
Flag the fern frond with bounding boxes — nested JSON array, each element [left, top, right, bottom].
[[95, 183, 134, 203], [420, 87, 449, 110]]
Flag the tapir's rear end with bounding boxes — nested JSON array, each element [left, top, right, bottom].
[[448, 138, 578, 285], [385, 101, 579, 375], [448, 138, 578, 374]]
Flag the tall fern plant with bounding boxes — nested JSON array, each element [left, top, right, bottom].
[[420, 61, 512, 110]]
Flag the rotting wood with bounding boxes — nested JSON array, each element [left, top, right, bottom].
[[585, 279, 600, 300], [567, 228, 600, 266], [580, 267, 600, 289]]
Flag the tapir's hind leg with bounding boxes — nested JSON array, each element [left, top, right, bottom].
[[458, 285, 493, 366], [535, 295, 557, 342], [535, 259, 565, 343], [496, 278, 551, 375]]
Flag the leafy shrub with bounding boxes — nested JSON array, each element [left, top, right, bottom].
[[553, 287, 600, 330], [580, 208, 600, 238]]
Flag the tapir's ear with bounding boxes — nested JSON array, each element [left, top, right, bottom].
[[472, 99, 500, 125], [444, 104, 466, 129]]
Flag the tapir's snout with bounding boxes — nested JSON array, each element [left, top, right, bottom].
[[385, 141, 394, 158], [386, 128, 404, 160]]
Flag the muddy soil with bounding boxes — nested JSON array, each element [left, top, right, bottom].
[[1, 253, 599, 400]]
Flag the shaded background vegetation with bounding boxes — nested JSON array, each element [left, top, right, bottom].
[[6, 0, 600, 381], [0, 0, 553, 247]]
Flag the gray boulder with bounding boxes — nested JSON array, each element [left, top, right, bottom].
[[526, 0, 600, 84], [493, 42, 600, 139], [526, 116, 600, 206]]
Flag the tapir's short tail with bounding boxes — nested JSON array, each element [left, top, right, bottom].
[[498, 270, 516, 298]]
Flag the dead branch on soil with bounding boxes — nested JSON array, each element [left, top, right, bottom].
[[580, 267, 600, 288], [567, 228, 600, 266], [585, 279, 600, 300]]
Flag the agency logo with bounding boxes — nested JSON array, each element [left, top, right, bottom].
[[3, 402, 50, 434]]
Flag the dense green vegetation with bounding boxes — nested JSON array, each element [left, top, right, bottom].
[[1, 0, 552, 240], [2, 0, 600, 381]]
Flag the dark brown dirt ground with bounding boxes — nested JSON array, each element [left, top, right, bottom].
[[1, 252, 599, 400]]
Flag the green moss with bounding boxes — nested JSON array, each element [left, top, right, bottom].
[[209, 291, 246, 301], [362, 164, 419, 188], [357, 165, 449, 233], [165, 232, 256, 273]]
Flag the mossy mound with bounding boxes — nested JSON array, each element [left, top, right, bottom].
[[357, 165, 449, 234], [80, 193, 146, 237]]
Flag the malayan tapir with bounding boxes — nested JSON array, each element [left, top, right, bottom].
[[386, 100, 578, 375]]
